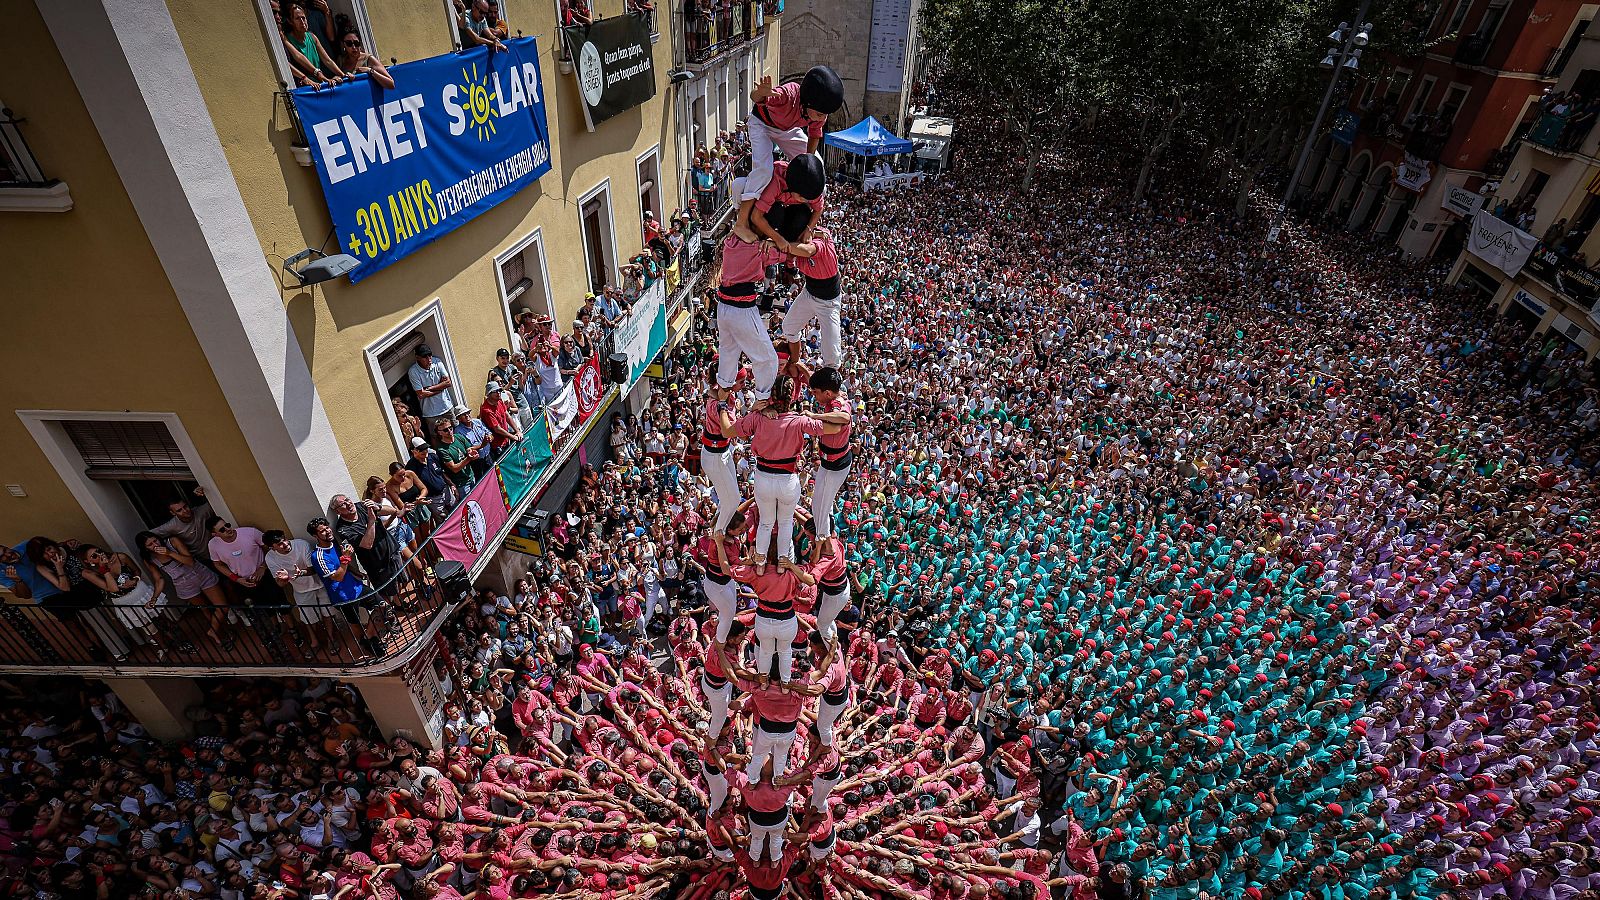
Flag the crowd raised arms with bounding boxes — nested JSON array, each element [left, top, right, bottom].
[[5, 64, 1600, 900]]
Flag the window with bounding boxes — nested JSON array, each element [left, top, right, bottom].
[[18, 412, 227, 554], [1383, 70, 1412, 106], [1445, 0, 1472, 35], [1551, 20, 1591, 77], [691, 94, 708, 150], [637, 147, 663, 236], [497, 229, 555, 342], [1521, 169, 1551, 205], [365, 301, 464, 455], [1475, 0, 1508, 41], [0, 102, 71, 212], [717, 77, 730, 136], [738, 58, 752, 121], [63, 421, 199, 529], [577, 181, 618, 295], [1405, 76, 1437, 126], [1437, 84, 1470, 126]]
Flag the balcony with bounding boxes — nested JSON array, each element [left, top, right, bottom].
[[683, 0, 762, 67], [0, 386, 627, 674], [1524, 245, 1600, 313], [1402, 115, 1453, 163], [1526, 109, 1598, 155]]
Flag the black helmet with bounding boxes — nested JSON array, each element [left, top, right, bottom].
[[798, 66, 844, 114], [785, 154, 826, 201]]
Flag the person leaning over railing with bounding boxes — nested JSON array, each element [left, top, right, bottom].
[[306, 515, 384, 657], [265, 528, 341, 655]]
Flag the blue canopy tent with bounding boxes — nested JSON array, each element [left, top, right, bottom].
[[823, 117, 914, 156]]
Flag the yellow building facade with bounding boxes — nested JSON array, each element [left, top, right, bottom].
[[1, 0, 780, 555]]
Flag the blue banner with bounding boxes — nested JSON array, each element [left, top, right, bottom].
[[293, 39, 552, 282]]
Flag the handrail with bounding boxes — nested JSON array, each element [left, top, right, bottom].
[[0, 412, 585, 672]]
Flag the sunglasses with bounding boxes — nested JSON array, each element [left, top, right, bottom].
[[344, 39, 361, 47]]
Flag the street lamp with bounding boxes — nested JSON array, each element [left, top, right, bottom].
[[1269, 5, 1374, 243]]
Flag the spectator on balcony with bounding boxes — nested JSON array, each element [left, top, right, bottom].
[[380, 459, 431, 543], [432, 417, 479, 494], [138, 531, 230, 649], [264, 529, 339, 653], [480, 383, 523, 458], [558, 335, 586, 383], [561, 0, 593, 27], [485, 0, 511, 40], [77, 544, 173, 661], [0, 540, 61, 604], [685, 0, 712, 55], [1543, 217, 1570, 247], [622, 258, 646, 300], [152, 485, 214, 566], [391, 397, 428, 450], [333, 30, 395, 90], [573, 309, 602, 360], [457, 0, 507, 52], [206, 516, 279, 609], [330, 494, 403, 608], [528, 341, 565, 405], [453, 405, 495, 480], [282, 1, 346, 89], [407, 344, 456, 435], [306, 515, 382, 656], [407, 438, 457, 520]]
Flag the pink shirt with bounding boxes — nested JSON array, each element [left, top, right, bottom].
[[753, 81, 825, 137], [747, 681, 805, 724], [818, 396, 851, 453], [734, 411, 823, 468], [795, 233, 840, 279], [208, 527, 266, 579], [719, 233, 773, 294], [743, 777, 798, 814]]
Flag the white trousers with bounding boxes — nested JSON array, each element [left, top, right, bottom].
[[702, 674, 733, 742], [816, 584, 850, 640], [811, 770, 842, 811], [705, 765, 729, 814], [816, 694, 847, 747], [753, 612, 798, 682], [748, 813, 787, 863], [716, 301, 779, 399], [780, 286, 843, 367], [809, 461, 850, 539], [745, 723, 798, 782], [701, 446, 741, 532], [742, 120, 812, 201], [753, 470, 802, 561], [704, 576, 737, 643]]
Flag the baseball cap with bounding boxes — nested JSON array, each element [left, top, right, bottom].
[[414, 344, 434, 357], [410, 437, 428, 449]]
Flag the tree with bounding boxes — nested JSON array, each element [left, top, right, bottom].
[[919, 0, 1084, 191]]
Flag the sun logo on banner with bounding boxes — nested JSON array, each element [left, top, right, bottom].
[[457, 62, 499, 142]]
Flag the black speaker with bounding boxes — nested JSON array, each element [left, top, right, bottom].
[[700, 236, 718, 258], [433, 559, 471, 603], [523, 509, 552, 534], [606, 352, 629, 384]]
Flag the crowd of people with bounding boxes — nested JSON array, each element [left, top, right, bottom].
[[5, 70, 1600, 900]]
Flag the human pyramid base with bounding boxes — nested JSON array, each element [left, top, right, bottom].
[[329, 74, 1600, 900]]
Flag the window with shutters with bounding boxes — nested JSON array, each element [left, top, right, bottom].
[[60, 420, 200, 528], [496, 229, 555, 347]]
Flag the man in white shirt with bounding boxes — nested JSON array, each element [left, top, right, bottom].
[[265, 530, 337, 652]]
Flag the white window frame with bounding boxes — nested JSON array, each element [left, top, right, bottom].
[[636, 144, 664, 230], [1385, 69, 1413, 105], [576, 178, 620, 293], [1445, 0, 1473, 34], [1405, 75, 1438, 126], [15, 411, 234, 557], [444, 0, 464, 51], [494, 227, 557, 346], [363, 299, 466, 458], [1437, 83, 1471, 126]]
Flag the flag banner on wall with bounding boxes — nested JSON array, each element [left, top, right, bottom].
[[614, 279, 668, 388], [575, 354, 604, 422], [1467, 209, 1537, 278], [293, 39, 551, 282], [561, 14, 657, 131], [432, 467, 511, 568], [546, 380, 579, 440], [499, 422, 554, 506]]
